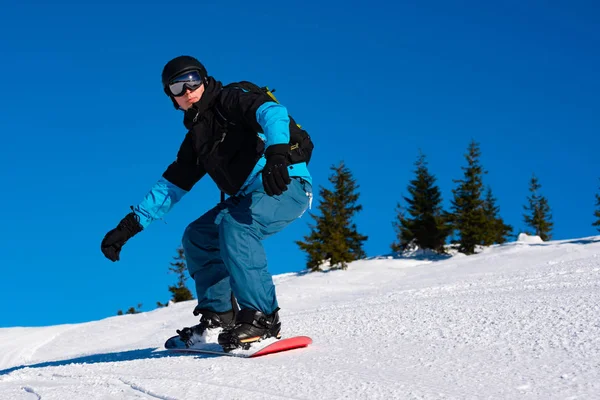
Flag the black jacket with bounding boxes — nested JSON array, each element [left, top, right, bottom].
[[162, 77, 275, 195]]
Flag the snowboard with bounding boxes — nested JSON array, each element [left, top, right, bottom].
[[164, 335, 312, 358]]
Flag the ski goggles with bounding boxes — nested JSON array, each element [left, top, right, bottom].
[[167, 70, 204, 97]]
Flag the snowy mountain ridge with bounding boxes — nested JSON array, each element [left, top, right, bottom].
[[1, 235, 599, 399]]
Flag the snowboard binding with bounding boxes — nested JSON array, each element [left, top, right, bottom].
[[218, 308, 282, 352], [176, 308, 235, 348]]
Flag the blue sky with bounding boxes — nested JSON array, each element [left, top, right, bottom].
[[0, 0, 598, 327]]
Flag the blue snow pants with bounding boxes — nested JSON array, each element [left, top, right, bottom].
[[181, 178, 312, 315]]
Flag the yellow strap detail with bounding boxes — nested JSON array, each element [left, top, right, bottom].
[[265, 87, 280, 103], [266, 86, 302, 128]]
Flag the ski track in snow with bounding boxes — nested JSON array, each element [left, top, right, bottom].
[[21, 386, 41, 400], [118, 377, 177, 400], [0, 237, 599, 399]]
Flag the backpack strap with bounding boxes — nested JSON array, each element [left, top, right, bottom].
[[217, 81, 313, 167]]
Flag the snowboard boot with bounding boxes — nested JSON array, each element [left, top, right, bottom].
[[176, 309, 235, 348], [217, 308, 281, 352]]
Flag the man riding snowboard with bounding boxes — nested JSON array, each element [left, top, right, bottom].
[[101, 55, 313, 351]]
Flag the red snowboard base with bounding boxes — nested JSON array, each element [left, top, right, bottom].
[[166, 336, 312, 358]]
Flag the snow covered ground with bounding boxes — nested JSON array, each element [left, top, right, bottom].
[[1, 235, 599, 399]]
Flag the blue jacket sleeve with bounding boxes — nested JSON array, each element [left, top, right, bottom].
[[256, 102, 290, 148], [132, 177, 188, 228]]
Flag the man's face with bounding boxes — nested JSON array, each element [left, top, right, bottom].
[[174, 84, 205, 111]]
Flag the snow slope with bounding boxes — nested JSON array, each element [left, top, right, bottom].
[[1, 235, 599, 399]]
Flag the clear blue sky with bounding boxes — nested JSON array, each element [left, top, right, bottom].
[[1, 0, 598, 327]]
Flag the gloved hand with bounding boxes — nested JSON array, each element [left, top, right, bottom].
[[101, 212, 143, 262], [262, 144, 291, 196]]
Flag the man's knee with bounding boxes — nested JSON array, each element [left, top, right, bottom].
[[182, 218, 215, 252], [181, 222, 196, 251]]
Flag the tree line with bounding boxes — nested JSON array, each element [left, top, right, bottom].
[[297, 139, 600, 271]]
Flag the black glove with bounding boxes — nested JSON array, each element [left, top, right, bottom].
[[262, 144, 291, 196], [101, 212, 143, 262]]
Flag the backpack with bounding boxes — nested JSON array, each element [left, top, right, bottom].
[[218, 81, 314, 165]]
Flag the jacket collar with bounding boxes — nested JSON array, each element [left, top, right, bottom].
[[183, 77, 222, 129]]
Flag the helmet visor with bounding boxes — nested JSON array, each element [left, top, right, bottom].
[[168, 70, 204, 97]]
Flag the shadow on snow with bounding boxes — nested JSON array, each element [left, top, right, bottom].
[[0, 347, 218, 376]]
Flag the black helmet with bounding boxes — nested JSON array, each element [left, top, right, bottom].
[[161, 55, 208, 94]]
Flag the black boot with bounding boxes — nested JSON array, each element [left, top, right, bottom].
[[177, 309, 235, 348], [218, 308, 281, 352]]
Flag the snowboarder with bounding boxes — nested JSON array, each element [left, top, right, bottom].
[[100, 55, 313, 351]]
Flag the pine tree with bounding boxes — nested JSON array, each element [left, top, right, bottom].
[[167, 246, 194, 303], [296, 162, 368, 271], [482, 187, 513, 245], [391, 152, 449, 253], [594, 180, 600, 233], [523, 174, 553, 241], [117, 303, 142, 315], [449, 140, 487, 255]]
